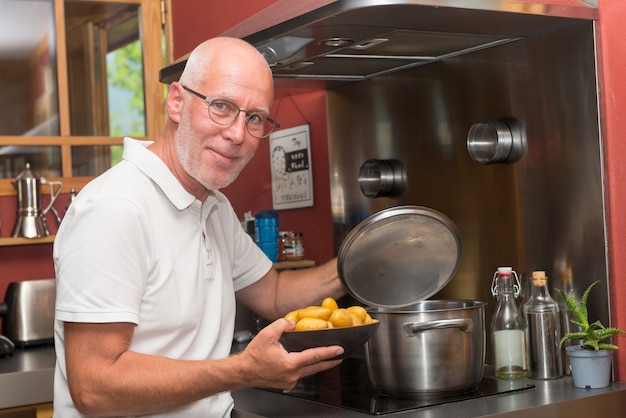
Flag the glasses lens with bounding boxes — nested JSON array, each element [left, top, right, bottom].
[[247, 115, 277, 138], [208, 100, 239, 124], [205, 96, 277, 138]]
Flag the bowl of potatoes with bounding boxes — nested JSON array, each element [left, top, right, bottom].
[[280, 297, 380, 359]]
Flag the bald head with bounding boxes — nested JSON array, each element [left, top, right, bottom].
[[180, 37, 273, 100]]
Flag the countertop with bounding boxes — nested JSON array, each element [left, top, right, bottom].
[[233, 377, 626, 417], [0, 345, 55, 409], [232, 350, 626, 418], [3, 345, 626, 417]]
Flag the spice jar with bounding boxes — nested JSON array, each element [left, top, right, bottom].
[[285, 232, 305, 261], [277, 231, 288, 261]]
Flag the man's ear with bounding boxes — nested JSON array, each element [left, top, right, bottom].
[[166, 82, 184, 123]]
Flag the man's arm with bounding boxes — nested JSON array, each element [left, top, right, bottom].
[[64, 319, 342, 416], [236, 257, 345, 321]]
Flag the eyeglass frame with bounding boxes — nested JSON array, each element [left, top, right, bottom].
[[181, 85, 280, 138]]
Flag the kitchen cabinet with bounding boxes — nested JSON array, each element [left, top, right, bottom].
[[0, 0, 167, 296], [0, 0, 165, 195]]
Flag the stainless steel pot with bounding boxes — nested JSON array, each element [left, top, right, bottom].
[[365, 300, 486, 395]]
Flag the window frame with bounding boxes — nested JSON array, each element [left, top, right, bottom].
[[0, 0, 167, 196]]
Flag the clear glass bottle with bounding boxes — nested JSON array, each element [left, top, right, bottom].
[[524, 270, 563, 379], [490, 267, 527, 379]]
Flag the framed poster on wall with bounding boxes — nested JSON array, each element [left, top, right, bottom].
[[269, 124, 314, 210]]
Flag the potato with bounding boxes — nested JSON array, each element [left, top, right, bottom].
[[295, 317, 329, 331]]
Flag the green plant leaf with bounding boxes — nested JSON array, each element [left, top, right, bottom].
[[559, 332, 586, 347], [556, 280, 625, 351], [598, 343, 619, 350]]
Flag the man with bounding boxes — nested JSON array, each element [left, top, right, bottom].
[[53, 37, 345, 417]]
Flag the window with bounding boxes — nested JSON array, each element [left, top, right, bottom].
[[0, 0, 166, 195]]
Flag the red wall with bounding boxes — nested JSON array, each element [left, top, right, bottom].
[[223, 89, 334, 264], [170, 0, 276, 59], [0, 193, 62, 327], [170, 0, 335, 265], [597, 0, 626, 381]]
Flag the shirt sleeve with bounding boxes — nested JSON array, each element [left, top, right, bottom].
[[54, 191, 152, 325]]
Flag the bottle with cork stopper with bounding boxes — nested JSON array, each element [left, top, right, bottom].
[[523, 270, 563, 379]]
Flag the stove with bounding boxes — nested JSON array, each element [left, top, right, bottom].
[[266, 356, 534, 415]]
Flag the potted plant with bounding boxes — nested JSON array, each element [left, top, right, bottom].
[[555, 280, 626, 388]]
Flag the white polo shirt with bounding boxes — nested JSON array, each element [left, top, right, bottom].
[[53, 138, 272, 417]]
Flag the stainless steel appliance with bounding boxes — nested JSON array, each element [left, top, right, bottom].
[[0, 279, 56, 347]]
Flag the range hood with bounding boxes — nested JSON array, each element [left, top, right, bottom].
[[159, 0, 597, 85]]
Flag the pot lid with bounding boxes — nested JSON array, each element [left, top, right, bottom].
[[337, 205, 462, 308]]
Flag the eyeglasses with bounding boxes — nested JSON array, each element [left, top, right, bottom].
[[182, 85, 280, 139]]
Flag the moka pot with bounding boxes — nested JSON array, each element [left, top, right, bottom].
[[11, 163, 63, 238]]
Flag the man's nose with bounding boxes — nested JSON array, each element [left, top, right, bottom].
[[226, 112, 248, 142]]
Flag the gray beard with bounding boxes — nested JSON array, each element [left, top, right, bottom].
[[174, 121, 248, 191]]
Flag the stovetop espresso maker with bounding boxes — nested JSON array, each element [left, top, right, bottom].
[[11, 163, 63, 239]]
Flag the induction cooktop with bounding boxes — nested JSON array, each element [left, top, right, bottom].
[[266, 356, 534, 415]]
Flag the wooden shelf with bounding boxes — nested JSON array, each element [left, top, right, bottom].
[[0, 235, 55, 247], [274, 259, 316, 270]]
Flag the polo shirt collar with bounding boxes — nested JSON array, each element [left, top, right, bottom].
[[122, 137, 199, 210]]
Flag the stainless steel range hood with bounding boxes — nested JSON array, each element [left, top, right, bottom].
[[159, 0, 597, 85]]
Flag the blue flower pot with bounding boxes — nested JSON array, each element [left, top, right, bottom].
[[565, 345, 613, 388]]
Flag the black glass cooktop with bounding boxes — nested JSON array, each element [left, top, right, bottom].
[[265, 357, 534, 415]]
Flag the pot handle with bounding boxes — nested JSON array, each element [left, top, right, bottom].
[[403, 318, 473, 337]]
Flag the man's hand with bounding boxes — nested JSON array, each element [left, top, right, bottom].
[[235, 318, 343, 390]]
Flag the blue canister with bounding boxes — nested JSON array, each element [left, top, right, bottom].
[[254, 210, 279, 262]]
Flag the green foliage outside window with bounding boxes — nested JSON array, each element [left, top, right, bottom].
[[107, 40, 145, 139]]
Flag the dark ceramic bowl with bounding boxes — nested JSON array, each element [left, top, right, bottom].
[[280, 321, 380, 359]]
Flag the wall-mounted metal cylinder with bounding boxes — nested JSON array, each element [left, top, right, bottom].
[[467, 117, 526, 164], [358, 159, 406, 198]]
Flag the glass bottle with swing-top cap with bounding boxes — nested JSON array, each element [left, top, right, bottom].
[[491, 267, 528, 379]]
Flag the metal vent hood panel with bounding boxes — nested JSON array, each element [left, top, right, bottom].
[[159, 0, 597, 84]]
